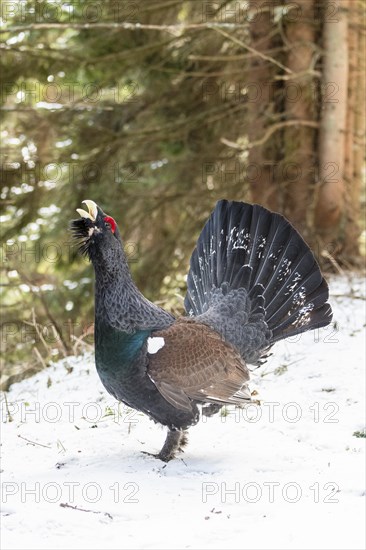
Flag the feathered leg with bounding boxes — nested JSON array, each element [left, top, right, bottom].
[[142, 428, 188, 462], [178, 430, 189, 452], [143, 428, 187, 462], [158, 428, 185, 462]]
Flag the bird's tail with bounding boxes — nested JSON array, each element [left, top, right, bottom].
[[185, 200, 332, 345]]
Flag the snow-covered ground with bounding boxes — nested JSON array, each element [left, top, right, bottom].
[[1, 276, 365, 550]]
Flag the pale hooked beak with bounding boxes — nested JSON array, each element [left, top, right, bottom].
[[76, 200, 98, 221]]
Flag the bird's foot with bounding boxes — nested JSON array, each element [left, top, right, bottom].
[[142, 429, 188, 462], [141, 450, 171, 462]]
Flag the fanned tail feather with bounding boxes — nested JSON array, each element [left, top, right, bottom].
[[185, 200, 332, 352]]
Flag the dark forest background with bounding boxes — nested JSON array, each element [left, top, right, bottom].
[[1, 0, 365, 388]]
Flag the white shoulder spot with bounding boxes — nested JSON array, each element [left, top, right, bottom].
[[147, 336, 165, 354]]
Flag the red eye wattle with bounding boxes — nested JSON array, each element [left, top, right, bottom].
[[104, 216, 116, 234]]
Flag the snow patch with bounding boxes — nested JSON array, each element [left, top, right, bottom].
[[1, 276, 365, 550]]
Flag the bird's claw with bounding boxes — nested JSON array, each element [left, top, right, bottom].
[[141, 428, 188, 462], [141, 450, 173, 463]]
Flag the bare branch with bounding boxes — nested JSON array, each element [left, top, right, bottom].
[[221, 119, 319, 150], [0, 22, 249, 34], [188, 47, 286, 61], [33, 346, 48, 370], [321, 250, 346, 276], [274, 69, 321, 81], [213, 28, 293, 74]]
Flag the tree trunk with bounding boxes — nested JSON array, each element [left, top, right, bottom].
[[354, 3, 366, 208], [343, 0, 359, 259], [314, 0, 349, 246], [345, 1, 366, 262], [247, 0, 282, 211], [282, 0, 317, 239], [244, 0, 364, 266]]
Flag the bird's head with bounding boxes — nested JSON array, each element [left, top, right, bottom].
[[71, 200, 125, 273]]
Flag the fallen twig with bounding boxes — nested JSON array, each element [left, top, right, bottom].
[[2, 392, 14, 422], [18, 435, 51, 448], [60, 502, 113, 519], [331, 293, 366, 301]]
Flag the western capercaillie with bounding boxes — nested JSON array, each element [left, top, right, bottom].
[[71, 199, 332, 461]]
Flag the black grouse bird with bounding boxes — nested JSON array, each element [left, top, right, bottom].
[[72, 199, 332, 461]]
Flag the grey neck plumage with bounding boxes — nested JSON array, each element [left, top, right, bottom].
[[94, 264, 174, 334]]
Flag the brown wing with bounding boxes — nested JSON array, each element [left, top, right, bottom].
[[147, 319, 251, 413]]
